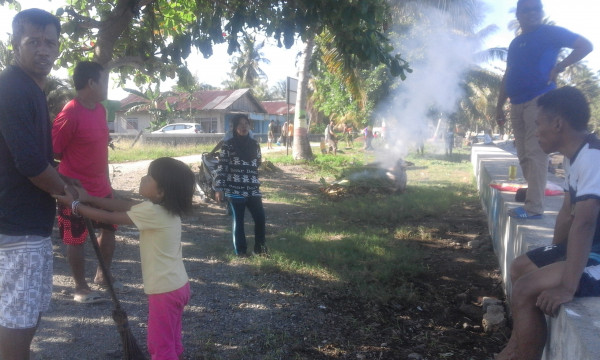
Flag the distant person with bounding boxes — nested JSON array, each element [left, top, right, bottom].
[[496, 86, 600, 360], [324, 120, 337, 155], [53, 61, 123, 303], [444, 126, 454, 155], [363, 126, 374, 150], [416, 127, 426, 155], [496, 0, 593, 219], [267, 120, 275, 149], [281, 121, 289, 147], [483, 130, 494, 145], [215, 114, 267, 256], [275, 120, 281, 145], [344, 123, 354, 148], [287, 121, 294, 147], [0, 9, 72, 360], [54, 157, 195, 360]]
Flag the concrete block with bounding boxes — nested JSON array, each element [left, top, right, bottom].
[[471, 144, 600, 360]]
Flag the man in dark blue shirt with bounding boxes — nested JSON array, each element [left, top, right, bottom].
[[496, 0, 592, 219], [0, 9, 69, 360]]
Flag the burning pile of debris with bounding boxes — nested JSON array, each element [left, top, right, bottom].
[[259, 159, 280, 173], [320, 159, 410, 200]]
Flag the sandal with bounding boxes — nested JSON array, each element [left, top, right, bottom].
[[95, 280, 129, 293], [73, 291, 108, 304], [508, 206, 543, 219]]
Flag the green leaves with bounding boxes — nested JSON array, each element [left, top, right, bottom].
[[33, 0, 408, 88]]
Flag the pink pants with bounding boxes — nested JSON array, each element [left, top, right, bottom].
[[147, 282, 191, 360]]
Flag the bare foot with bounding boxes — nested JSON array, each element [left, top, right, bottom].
[[494, 342, 517, 360]]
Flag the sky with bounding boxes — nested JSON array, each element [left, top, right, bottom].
[[1, 0, 599, 101]]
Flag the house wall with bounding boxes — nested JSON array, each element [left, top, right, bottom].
[[190, 110, 223, 133], [114, 112, 153, 134], [115, 93, 277, 135], [248, 113, 291, 135]]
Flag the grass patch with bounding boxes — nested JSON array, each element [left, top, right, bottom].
[[255, 147, 479, 304], [108, 138, 215, 163], [114, 141, 478, 305]]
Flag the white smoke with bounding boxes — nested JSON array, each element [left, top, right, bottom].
[[374, 4, 482, 166]]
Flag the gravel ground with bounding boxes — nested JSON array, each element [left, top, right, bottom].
[[32, 153, 332, 360], [30, 150, 505, 360]]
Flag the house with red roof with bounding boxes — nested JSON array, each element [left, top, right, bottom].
[[115, 88, 277, 134]]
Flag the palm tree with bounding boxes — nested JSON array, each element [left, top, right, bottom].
[[292, 36, 315, 159], [45, 76, 75, 120], [229, 35, 270, 87], [270, 80, 287, 100], [458, 68, 502, 132], [122, 84, 176, 131], [288, 0, 483, 160], [174, 67, 200, 120]]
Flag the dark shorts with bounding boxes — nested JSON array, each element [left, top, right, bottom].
[[57, 197, 117, 246], [527, 243, 600, 297]]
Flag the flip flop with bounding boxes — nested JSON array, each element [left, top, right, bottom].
[[508, 206, 543, 219], [73, 291, 108, 304], [96, 280, 129, 293]]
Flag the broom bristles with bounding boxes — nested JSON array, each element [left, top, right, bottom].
[[113, 309, 146, 360], [84, 218, 147, 360]]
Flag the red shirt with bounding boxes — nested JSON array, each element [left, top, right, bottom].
[[52, 99, 111, 197]]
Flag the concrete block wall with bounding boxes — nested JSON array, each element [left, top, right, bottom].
[[471, 144, 600, 360]]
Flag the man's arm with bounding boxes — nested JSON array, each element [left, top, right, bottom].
[[536, 198, 600, 316], [28, 164, 67, 195], [552, 192, 573, 245], [549, 36, 594, 83]]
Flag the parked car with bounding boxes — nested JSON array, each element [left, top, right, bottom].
[[152, 123, 203, 134]]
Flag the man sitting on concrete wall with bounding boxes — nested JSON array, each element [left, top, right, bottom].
[[496, 86, 600, 360]]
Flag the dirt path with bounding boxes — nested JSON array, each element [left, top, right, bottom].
[[32, 155, 505, 360]]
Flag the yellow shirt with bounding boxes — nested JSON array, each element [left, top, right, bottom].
[[127, 201, 188, 294]]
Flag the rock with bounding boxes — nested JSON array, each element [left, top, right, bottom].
[[467, 240, 482, 249], [459, 303, 482, 319], [482, 305, 506, 333], [487, 304, 504, 315], [482, 297, 502, 312], [481, 242, 494, 251], [407, 353, 423, 360], [456, 292, 469, 304]]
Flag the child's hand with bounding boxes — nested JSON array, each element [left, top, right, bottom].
[[74, 186, 91, 202]]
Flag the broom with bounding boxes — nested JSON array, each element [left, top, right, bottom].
[[84, 218, 147, 360]]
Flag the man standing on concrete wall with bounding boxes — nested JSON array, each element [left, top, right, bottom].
[[496, 86, 600, 360], [496, 0, 592, 219]]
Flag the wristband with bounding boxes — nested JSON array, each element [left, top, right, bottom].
[[71, 200, 81, 217]]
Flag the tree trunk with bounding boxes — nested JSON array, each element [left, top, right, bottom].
[[292, 37, 314, 160]]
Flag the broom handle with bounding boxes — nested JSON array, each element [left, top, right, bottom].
[[84, 218, 122, 309]]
